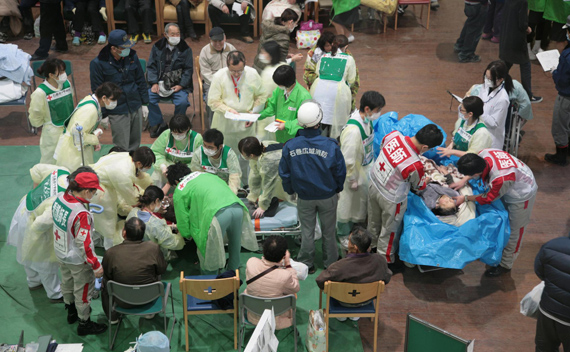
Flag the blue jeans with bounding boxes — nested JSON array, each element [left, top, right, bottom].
[[147, 89, 190, 127]]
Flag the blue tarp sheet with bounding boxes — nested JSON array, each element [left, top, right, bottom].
[[372, 112, 510, 269]]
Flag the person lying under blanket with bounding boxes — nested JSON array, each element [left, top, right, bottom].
[[417, 156, 476, 226]]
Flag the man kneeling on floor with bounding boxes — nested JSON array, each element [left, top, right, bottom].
[[102, 217, 167, 323], [315, 226, 392, 321], [244, 235, 300, 330]]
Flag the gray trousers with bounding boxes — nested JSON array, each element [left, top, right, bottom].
[[367, 184, 407, 264], [109, 107, 143, 152], [60, 263, 95, 321], [552, 95, 570, 146], [500, 193, 536, 269], [297, 194, 339, 268]]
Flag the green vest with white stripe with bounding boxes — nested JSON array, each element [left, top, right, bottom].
[[345, 119, 374, 166], [25, 169, 70, 211], [38, 81, 74, 127], [453, 120, 486, 152]]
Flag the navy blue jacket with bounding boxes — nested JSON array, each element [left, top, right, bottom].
[[90, 45, 149, 115], [535, 235, 570, 323], [279, 128, 346, 200], [553, 46, 570, 98], [147, 37, 194, 92]]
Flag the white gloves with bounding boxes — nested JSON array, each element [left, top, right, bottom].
[[141, 106, 149, 122], [100, 117, 110, 129], [99, 7, 107, 21], [161, 164, 168, 175], [94, 128, 103, 137], [72, 7, 76, 14]]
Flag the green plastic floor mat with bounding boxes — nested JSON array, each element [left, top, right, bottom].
[[0, 145, 365, 352]]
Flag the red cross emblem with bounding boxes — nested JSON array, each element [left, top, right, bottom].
[[179, 182, 185, 189], [54, 230, 60, 241], [47, 95, 53, 101], [379, 162, 386, 171], [166, 148, 172, 153], [80, 230, 88, 237]]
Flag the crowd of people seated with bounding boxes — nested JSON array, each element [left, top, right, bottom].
[[4, 4, 570, 350]]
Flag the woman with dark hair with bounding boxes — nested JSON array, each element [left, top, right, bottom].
[[126, 185, 184, 260], [90, 146, 156, 249], [253, 8, 300, 73], [261, 0, 302, 22], [303, 31, 335, 89], [29, 58, 74, 164], [55, 82, 123, 171], [150, 114, 203, 189], [466, 60, 512, 150]]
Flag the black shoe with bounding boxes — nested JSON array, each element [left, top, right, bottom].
[[459, 55, 481, 63], [66, 303, 78, 324], [50, 46, 68, 53], [308, 266, 316, 275], [387, 260, 406, 274], [484, 265, 511, 277], [188, 29, 198, 41], [31, 53, 48, 61], [150, 122, 168, 138], [50, 297, 64, 304], [530, 96, 543, 103], [23, 32, 34, 40], [77, 319, 107, 336], [545, 146, 569, 166]]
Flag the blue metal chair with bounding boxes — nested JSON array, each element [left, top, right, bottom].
[[107, 280, 176, 350], [319, 280, 385, 352], [0, 91, 35, 134]]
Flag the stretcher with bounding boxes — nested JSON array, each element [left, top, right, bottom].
[[238, 195, 301, 239], [372, 113, 511, 270]]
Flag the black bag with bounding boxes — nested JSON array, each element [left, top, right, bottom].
[[162, 69, 183, 90]]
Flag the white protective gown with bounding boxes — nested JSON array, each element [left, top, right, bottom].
[[337, 111, 373, 225], [90, 152, 147, 247], [7, 164, 69, 297], [208, 66, 266, 184], [310, 52, 356, 139], [469, 83, 510, 150], [126, 208, 185, 260], [54, 95, 102, 172]]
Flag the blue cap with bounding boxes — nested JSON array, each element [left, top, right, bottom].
[[136, 331, 169, 352], [108, 29, 134, 48]]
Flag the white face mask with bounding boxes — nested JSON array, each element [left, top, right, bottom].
[[484, 77, 494, 89], [259, 54, 271, 64], [172, 132, 187, 141], [203, 146, 218, 157], [105, 98, 118, 110], [288, 23, 295, 33], [278, 85, 287, 91], [153, 204, 161, 212], [56, 73, 67, 85], [364, 111, 381, 124], [458, 111, 466, 121], [168, 36, 180, 46], [139, 167, 150, 173]]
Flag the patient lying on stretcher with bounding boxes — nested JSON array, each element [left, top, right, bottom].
[[417, 156, 476, 227]]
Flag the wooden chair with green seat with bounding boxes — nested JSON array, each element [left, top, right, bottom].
[[319, 280, 385, 352], [105, 0, 163, 37], [194, 55, 206, 132], [180, 270, 241, 351]]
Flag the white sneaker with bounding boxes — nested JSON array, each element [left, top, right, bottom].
[[110, 319, 119, 325], [336, 317, 347, 322], [350, 317, 360, 321], [347, 34, 355, 43], [528, 43, 537, 61], [144, 314, 156, 319]]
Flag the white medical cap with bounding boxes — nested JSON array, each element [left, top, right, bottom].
[[136, 331, 169, 352]]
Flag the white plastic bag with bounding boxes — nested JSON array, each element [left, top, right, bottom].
[[290, 258, 308, 281], [520, 281, 544, 319], [306, 309, 326, 352]]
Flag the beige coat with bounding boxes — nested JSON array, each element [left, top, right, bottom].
[[199, 42, 237, 88], [244, 257, 299, 330]]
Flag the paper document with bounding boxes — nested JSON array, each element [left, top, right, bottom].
[[232, 2, 244, 15], [225, 111, 260, 122], [264, 121, 280, 133], [536, 49, 560, 72], [55, 344, 84, 352]]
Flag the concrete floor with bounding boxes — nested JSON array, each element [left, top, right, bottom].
[[1, 1, 570, 351]]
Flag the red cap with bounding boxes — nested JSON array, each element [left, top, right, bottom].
[[75, 172, 104, 192]]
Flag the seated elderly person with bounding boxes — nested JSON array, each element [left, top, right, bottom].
[[418, 156, 476, 226], [315, 226, 392, 320], [147, 23, 194, 138], [244, 235, 300, 329], [102, 218, 167, 323], [190, 128, 241, 194]]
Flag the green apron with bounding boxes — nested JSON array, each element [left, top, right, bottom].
[[26, 169, 70, 211], [346, 119, 374, 166], [38, 81, 74, 127], [318, 54, 349, 82], [173, 172, 246, 255], [453, 120, 487, 151], [165, 130, 198, 164], [201, 145, 230, 177], [63, 95, 100, 133]]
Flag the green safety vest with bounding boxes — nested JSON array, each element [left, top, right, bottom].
[[173, 172, 246, 256], [63, 95, 100, 133], [346, 119, 374, 166], [38, 81, 74, 127], [166, 130, 198, 163], [201, 145, 230, 175], [26, 169, 70, 211], [318, 54, 349, 82], [453, 120, 487, 152]]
